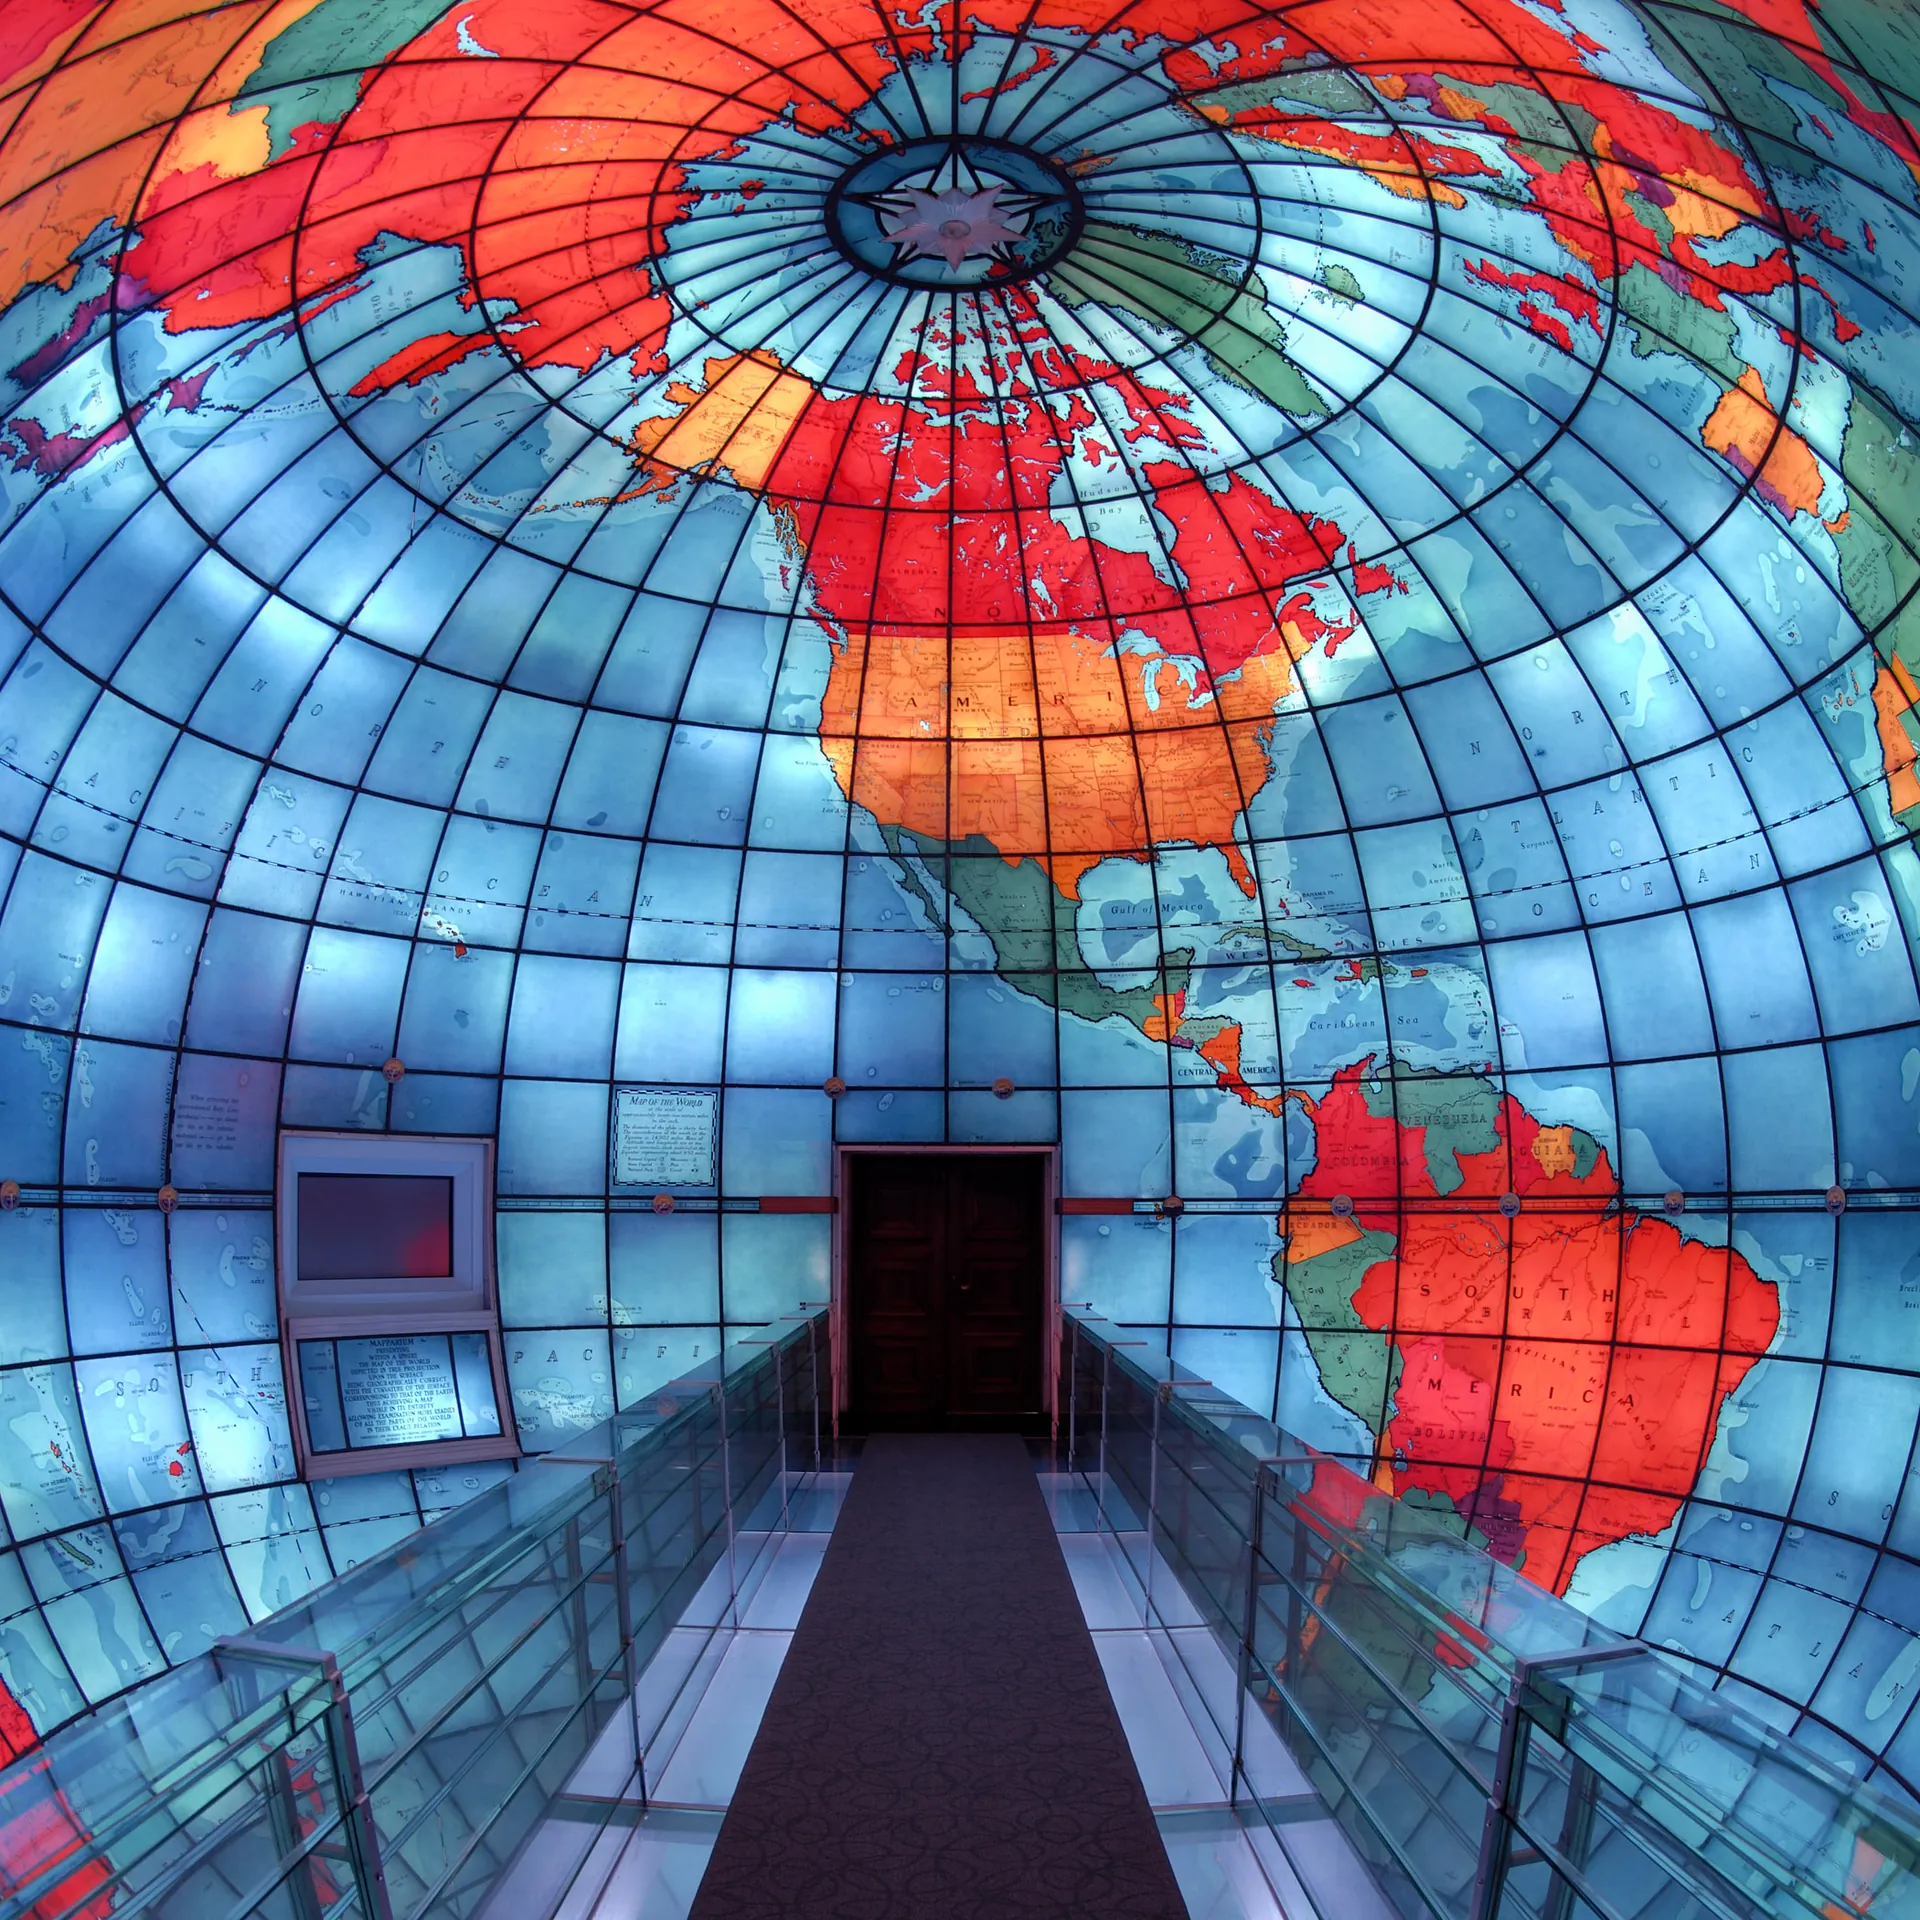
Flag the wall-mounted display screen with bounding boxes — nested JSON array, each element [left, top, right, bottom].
[[298, 1333, 503, 1454], [296, 1175, 454, 1283]]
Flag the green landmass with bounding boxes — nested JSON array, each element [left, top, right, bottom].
[[1246, 69, 1377, 117], [1635, 2, 1845, 170], [1177, 68, 1372, 127], [1360, 1070, 1502, 1193], [1397, 1485, 1504, 1559], [1407, 74, 1600, 175], [1271, 927, 1333, 961], [1051, 224, 1333, 418], [1814, 0, 1920, 112], [1622, 188, 1678, 256], [883, 829, 1194, 1029], [1615, 260, 1744, 384], [239, 0, 461, 157], [1837, 383, 1920, 682], [1355, 1065, 1604, 1192], [1219, 924, 1332, 964], [1271, 1225, 1399, 1433], [1316, 263, 1364, 306]]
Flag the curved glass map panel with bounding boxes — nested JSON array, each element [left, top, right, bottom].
[[0, 0, 1916, 1803]]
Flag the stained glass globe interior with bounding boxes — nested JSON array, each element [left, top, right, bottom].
[[0, 0, 1918, 1809]]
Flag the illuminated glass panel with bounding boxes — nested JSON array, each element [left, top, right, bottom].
[[0, 0, 1911, 1815]]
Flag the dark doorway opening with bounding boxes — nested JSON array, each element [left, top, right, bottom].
[[845, 1154, 1047, 1432]]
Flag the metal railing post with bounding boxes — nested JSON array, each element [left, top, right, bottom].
[[214, 1638, 394, 1920], [1468, 1642, 1651, 1920], [1066, 1317, 1078, 1472], [776, 1332, 791, 1534], [717, 1376, 740, 1625], [263, 1744, 327, 1920], [1146, 1378, 1167, 1627], [1542, 1757, 1600, 1920], [542, 1450, 646, 1807], [564, 1511, 594, 1703], [792, 1302, 832, 1474], [1231, 1460, 1270, 1806], [608, 1461, 643, 1808], [1096, 1339, 1112, 1533]]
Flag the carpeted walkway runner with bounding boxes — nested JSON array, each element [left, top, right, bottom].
[[688, 1432, 1187, 1918]]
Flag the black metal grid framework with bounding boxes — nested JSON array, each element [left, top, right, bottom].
[[0, 0, 1911, 1803]]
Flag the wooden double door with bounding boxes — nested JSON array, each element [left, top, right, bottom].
[[847, 1154, 1047, 1431]]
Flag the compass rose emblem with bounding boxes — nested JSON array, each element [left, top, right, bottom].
[[827, 135, 1082, 288]]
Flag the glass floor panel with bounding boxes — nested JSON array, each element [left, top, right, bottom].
[[476, 1467, 853, 1920]]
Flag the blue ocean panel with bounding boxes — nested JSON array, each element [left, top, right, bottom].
[[611, 1210, 720, 1325], [504, 955, 620, 1081], [498, 1211, 609, 1329], [497, 1080, 609, 1197]]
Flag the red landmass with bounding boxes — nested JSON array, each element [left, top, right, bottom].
[[0, 1, 96, 93], [4, 0, 1910, 414], [962, 45, 1057, 100], [1, 408, 143, 479], [7, 277, 143, 388], [1293, 1061, 1779, 1592], [1156, 0, 1913, 348], [709, 298, 1373, 894], [117, 0, 1309, 386], [0, 1676, 111, 1919], [350, 328, 497, 396], [1466, 258, 1603, 354]]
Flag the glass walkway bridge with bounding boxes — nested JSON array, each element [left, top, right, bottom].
[[0, 1305, 1909, 1920]]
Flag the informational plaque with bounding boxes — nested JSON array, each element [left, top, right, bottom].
[[172, 1090, 240, 1157], [298, 1332, 503, 1456], [337, 1335, 463, 1449], [612, 1087, 718, 1189]]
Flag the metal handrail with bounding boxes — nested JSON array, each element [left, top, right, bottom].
[[1064, 1306, 1920, 1920]]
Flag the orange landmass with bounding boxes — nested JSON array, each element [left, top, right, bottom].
[[0, 2, 273, 298], [1529, 1125, 1579, 1179], [1283, 1208, 1365, 1264], [1874, 661, 1920, 816], [1142, 992, 1185, 1044], [627, 350, 821, 493], [1293, 1061, 1779, 1591], [1198, 1023, 1287, 1114], [1700, 367, 1824, 517]]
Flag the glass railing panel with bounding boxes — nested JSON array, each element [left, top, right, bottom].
[[1538, 1655, 1920, 1920], [1502, 1714, 1755, 1920], [0, 1653, 353, 1920], [1150, 1390, 1261, 1640], [0, 1309, 827, 1920], [1062, 1309, 1920, 1920], [1254, 1497, 1504, 1773]]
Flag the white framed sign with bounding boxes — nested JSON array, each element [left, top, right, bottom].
[[611, 1087, 719, 1189]]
